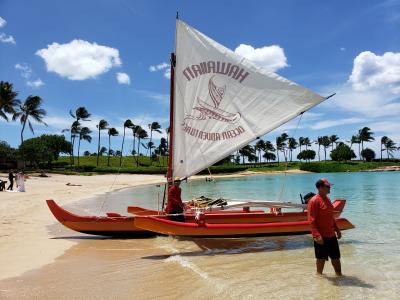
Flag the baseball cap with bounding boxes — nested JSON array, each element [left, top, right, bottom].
[[316, 178, 334, 188]]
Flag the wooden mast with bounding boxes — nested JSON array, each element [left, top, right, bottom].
[[167, 52, 176, 182]]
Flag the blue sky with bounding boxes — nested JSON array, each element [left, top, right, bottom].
[[1, 0, 399, 158]]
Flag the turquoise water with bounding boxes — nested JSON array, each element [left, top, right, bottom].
[[17, 171, 394, 299]]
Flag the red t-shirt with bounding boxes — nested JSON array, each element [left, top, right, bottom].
[[165, 185, 183, 214], [307, 194, 339, 238]]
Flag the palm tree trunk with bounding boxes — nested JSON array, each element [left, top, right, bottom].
[[324, 147, 327, 161], [120, 128, 126, 167], [380, 143, 383, 161], [318, 145, 321, 161], [149, 130, 153, 157], [132, 132, 136, 165], [137, 138, 141, 167], [97, 128, 101, 166], [276, 149, 279, 163], [77, 137, 81, 166], [108, 134, 111, 167], [358, 143, 361, 161], [21, 118, 27, 145]]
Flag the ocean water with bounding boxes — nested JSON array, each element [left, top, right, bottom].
[[1, 172, 399, 299]]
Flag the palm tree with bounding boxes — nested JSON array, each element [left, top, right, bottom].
[[131, 125, 140, 164], [148, 122, 162, 157], [0, 81, 20, 121], [315, 136, 323, 161], [255, 139, 266, 166], [303, 137, 311, 150], [263, 140, 275, 163], [99, 146, 107, 156], [329, 135, 339, 151], [382, 137, 397, 159], [263, 151, 276, 163], [69, 107, 91, 163], [358, 127, 374, 160], [107, 128, 119, 167], [276, 133, 288, 163], [239, 145, 255, 164], [349, 134, 361, 160], [96, 119, 108, 166], [287, 137, 298, 162], [77, 127, 92, 166], [136, 127, 148, 166], [298, 137, 305, 152], [321, 136, 331, 161], [62, 121, 81, 165], [12, 95, 47, 144], [380, 136, 388, 161], [120, 119, 134, 166]]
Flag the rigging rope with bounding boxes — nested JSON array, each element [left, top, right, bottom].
[[277, 112, 304, 201]]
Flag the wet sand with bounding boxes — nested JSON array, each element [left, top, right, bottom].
[[0, 226, 384, 300], [0, 170, 308, 281]]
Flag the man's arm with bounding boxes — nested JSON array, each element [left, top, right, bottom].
[[307, 199, 321, 238]]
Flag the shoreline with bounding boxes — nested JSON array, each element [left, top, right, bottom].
[[0, 167, 395, 281]]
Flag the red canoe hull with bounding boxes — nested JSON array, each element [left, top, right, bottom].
[[47, 199, 348, 238], [46, 200, 151, 237], [134, 216, 355, 238]]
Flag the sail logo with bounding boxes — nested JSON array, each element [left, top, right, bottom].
[[182, 75, 246, 141], [184, 76, 241, 125]]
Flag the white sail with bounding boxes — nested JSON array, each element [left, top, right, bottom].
[[172, 20, 325, 178]]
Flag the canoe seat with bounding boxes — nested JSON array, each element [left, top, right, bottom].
[[106, 212, 122, 217]]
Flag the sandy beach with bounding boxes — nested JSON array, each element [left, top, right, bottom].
[[0, 170, 309, 281], [0, 173, 165, 281]]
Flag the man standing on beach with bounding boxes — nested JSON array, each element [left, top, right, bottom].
[[7, 170, 15, 191], [307, 178, 342, 276], [165, 178, 185, 222]]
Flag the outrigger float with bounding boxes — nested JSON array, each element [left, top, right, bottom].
[[47, 17, 354, 238]]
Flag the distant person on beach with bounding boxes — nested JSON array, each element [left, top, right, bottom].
[[165, 178, 185, 222], [307, 178, 342, 276], [16, 172, 26, 192], [7, 170, 15, 191]]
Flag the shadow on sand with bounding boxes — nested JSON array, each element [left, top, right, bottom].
[[326, 275, 375, 289]]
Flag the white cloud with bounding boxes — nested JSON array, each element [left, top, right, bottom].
[[135, 89, 169, 104], [27, 79, 45, 88], [149, 62, 170, 79], [15, 63, 44, 88], [340, 47, 346, 51], [309, 117, 364, 130], [349, 51, 400, 93], [116, 72, 130, 85], [0, 17, 6, 28], [234, 44, 288, 72], [149, 62, 169, 72], [0, 32, 16, 44], [326, 85, 400, 118], [164, 68, 171, 79], [36, 39, 122, 80], [15, 63, 32, 78]]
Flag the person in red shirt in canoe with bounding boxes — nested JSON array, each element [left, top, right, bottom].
[[307, 178, 342, 276], [165, 178, 185, 222]]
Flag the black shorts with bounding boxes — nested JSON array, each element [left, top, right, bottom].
[[314, 236, 341, 261]]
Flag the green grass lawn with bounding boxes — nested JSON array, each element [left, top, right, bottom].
[[50, 156, 400, 175]]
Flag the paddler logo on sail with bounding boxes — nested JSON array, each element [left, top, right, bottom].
[[183, 76, 241, 125]]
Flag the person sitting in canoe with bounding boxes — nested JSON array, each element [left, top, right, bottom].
[[165, 177, 185, 222]]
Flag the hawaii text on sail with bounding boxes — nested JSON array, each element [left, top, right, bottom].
[[182, 61, 250, 83]]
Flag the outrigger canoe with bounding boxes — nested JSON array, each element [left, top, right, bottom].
[[133, 216, 355, 238], [47, 199, 347, 237]]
